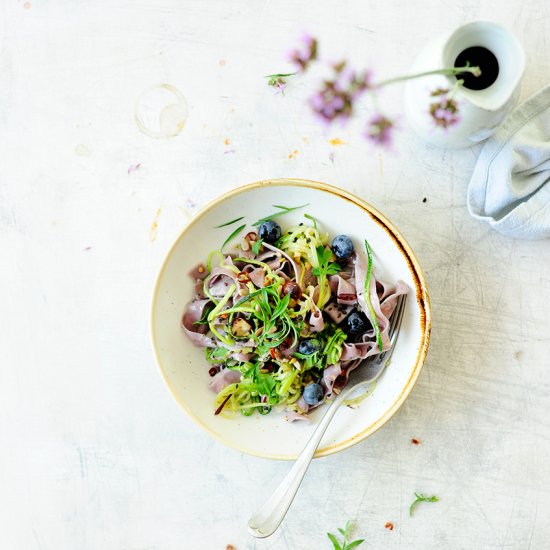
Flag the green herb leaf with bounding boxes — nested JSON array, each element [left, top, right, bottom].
[[252, 203, 309, 226], [312, 245, 342, 278], [409, 492, 439, 516], [345, 540, 365, 550], [215, 216, 245, 228], [265, 72, 297, 86], [271, 292, 291, 321], [304, 213, 317, 228], [326, 262, 342, 275], [222, 224, 246, 250], [364, 239, 383, 352], [251, 238, 264, 255], [327, 522, 365, 550], [211, 347, 229, 358], [327, 533, 342, 550], [193, 302, 215, 325]]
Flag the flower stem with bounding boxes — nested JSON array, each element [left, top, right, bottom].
[[375, 65, 481, 88], [449, 78, 464, 99]]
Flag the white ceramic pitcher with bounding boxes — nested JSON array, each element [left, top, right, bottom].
[[404, 21, 525, 148]]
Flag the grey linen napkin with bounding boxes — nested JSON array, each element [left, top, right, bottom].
[[468, 84, 550, 239]]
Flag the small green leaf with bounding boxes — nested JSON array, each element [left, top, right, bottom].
[[264, 72, 297, 79], [304, 212, 317, 228], [193, 302, 215, 325], [344, 539, 365, 550], [222, 224, 246, 250], [271, 292, 291, 321], [344, 520, 353, 538], [409, 493, 439, 516], [364, 239, 383, 351], [327, 533, 342, 550], [251, 238, 263, 255], [215, 216, 245, 228], [252, 203, 309, 226], [264, 72, 297, 86], [326, 262, 342, 275]]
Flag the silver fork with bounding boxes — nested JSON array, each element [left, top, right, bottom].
[[247, 295, 407, 538]]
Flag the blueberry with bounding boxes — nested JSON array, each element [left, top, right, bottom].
[[258, 220, 282, 244], [303, 383, 324, 406], [297, 339, 320, 355], [331, 234, 354, 261], [346, 311, 371, 335]]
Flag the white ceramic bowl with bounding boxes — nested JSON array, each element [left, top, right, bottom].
[[150, 179, 431, 460]]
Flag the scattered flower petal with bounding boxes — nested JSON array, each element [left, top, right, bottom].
[[127, 163, 141, 175], [328, 137, 346, 146], [149, 208, 161, 242], [288, 149, 300, 159]]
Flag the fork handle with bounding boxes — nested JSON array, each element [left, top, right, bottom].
[[247, 390, 347, 538]]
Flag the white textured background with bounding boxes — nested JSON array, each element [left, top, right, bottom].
[[1, 1, 550, 549]]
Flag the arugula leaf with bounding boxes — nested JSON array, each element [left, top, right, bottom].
[[251, 238, 263, 255], [252, 203, 309, 226], [215, 216, 245, 228], [312, 245, 341, 277], [222, 224, 246, 250], [409, 492, 439, 516], [364, 239, 383, 351]]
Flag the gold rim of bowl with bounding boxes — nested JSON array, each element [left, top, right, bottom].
[[150, 178, 432, 460]]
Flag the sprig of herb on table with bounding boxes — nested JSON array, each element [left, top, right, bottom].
[[409, 492, 439, 516], [265, 72, 297, 92], [312, 245, 341, 307], [327, 520, 365, 550], [364, 239, 383, 351]]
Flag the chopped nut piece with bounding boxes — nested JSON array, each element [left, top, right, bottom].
[[237, 271, 251, 283], [282, 280, 302, 300], [231, 318, 252, 337], [385, 522, 394, 530], [241, 238, 250, 251], [411, 438, 420, 445]]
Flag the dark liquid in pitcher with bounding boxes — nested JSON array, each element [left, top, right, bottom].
[[454, 46, 499, 90]]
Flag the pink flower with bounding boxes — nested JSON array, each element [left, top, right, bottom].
[[287, 33, 318, 72], [309, 61, 372, 125], [365, 115, 394, 147], [310, 83, 351, 124], [429, 89, 460, 128]]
